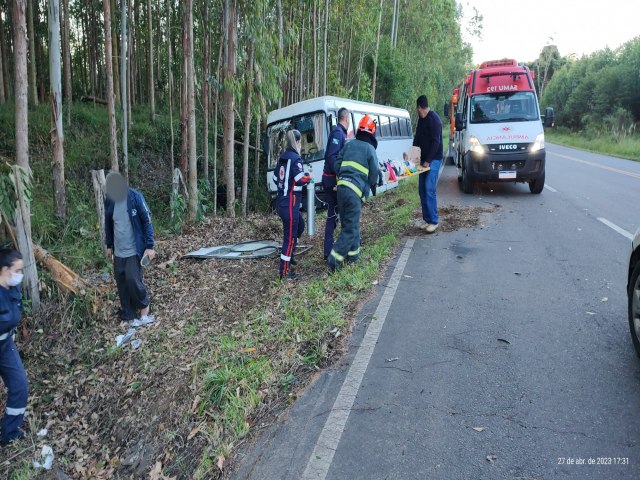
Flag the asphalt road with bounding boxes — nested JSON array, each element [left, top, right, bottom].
[[232, 144, 640, 480]]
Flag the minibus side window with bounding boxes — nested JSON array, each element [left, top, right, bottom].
[[389, 116, 400, 137], [379, 115, 391, 137]]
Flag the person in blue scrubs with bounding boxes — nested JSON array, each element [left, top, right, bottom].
[[0, 249, 28, 446]]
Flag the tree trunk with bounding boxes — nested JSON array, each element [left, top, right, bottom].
[[276, 0, 283, 108], [0, 27, 4, 104], [104, 0, 119, 172], [222, 0, 237, 217], [62, 0, 72, 124], [49, 0, 67, 220], [91, 169, 107, 254], [213, 38, 222, 216], [322, 0, 329, 96], [13, 0, 40, 309], [185, 0, 197, 222], [26, 0, 37, 106], [312, 0, 318, 97], [241, 42, 253, 217], [0, 4, 10, 101], [254, 115, 260, 190], [202, 0, 209, 181], [121, 0, 129, 177], [371, 0, 383, 102], [167, 0, 174, 170], [146, 0, 154, 120], [179, 24, 188, 177], [111, 0, 120, 104]]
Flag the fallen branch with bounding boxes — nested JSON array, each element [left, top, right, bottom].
[[33, 244, 89, 296], [80, 95, 108, 105]]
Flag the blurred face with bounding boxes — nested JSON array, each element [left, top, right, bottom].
[[417, 106, 428, 119], [296, 139, 302, 152], [0, 259, 24, 288], [106, 173, 128, 202]]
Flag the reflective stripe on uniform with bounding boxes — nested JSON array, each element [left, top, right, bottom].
[[6, 406, 26, 416], [281, 254, 292, 261], [330, 250, 344, 262], [294, 172, 306, 181], [0, 332, 9, 341], [341, 160, 369, 175], [293, 186, 303, 191], [337, 180, 364, 200], [347, 247, 361, 257]]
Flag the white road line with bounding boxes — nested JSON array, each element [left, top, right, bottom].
[[301, 238, 415, 480], [550, 151, 640, 180], [544, 184, 558, 193], [597, 217, 634, 240]]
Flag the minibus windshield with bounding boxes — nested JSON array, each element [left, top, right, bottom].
[[267, 112, 327, 169]]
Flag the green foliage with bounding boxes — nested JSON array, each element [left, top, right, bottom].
[[169, 190, 187, 234], [542, 36, 640, 136]]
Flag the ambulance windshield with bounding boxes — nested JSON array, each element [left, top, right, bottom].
[[267, 113, 327, 169], [470, 91, 539, 124]]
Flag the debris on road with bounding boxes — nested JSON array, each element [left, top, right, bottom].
[[385, 357, 400, 362], [601, 297, 608, 302], [472, 427, 485, 432], [486, 454, 497, 463], [497, 338, 510, 345]]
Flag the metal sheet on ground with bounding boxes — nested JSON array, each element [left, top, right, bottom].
[[183, 240, 311, 260]]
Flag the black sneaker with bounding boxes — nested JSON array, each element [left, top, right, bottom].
[[280, 272, 297, 281], [290, 257, 298, 266]]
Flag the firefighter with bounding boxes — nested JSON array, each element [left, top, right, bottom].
[[327, 115, 380, 272], [273, 129, 311, 280], [0, 249, 28, 446], [322, 107, 350, 260]]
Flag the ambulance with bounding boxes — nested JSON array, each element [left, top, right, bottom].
[[453, 59, 554, 194], [443, 87, 460, 164]]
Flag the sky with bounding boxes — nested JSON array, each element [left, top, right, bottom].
[[461, 0, 640, 64]]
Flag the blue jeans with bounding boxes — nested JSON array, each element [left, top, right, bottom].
[[0, 336, 28, 443], [418, 159, 442, 224]]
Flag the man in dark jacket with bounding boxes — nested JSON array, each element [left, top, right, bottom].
[[322, 107, 350, 259], [327, 115, 380, 272], [414, 95, 443, 233], [105, 172, 156, 321]]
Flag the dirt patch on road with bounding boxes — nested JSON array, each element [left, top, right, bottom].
[[410, 203, 500, 234]]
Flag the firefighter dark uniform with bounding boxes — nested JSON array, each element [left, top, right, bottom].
[[0, 284, 28, 444], [274, 148, 311, 278], [328, 116, 380, 271], [322, 123, 347, 259]]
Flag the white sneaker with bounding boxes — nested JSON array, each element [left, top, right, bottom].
[[425, 224, 439, 234], [420, 222, 432, 230]]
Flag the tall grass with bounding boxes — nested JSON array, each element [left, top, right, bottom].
[[547, 127, 640, 161]]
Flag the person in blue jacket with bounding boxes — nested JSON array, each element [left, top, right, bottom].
[[322, 108, 350, 260], [0, 249, 28, 446], [104, 172, 156, 321], [273, 130, 311, 280]]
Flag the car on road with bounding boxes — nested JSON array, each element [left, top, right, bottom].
[[627, 230, 640, 357]]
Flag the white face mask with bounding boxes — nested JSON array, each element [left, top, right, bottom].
[[6, 272, 24, 287]]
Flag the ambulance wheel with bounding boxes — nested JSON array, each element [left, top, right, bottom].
[[460, 163, 474, 194], [529, 172, 545, 194]]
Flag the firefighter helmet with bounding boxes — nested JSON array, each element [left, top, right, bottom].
[[357, 115, 377, 135]]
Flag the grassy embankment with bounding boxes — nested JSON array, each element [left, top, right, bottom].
[[0, 101, 424, 478], [546, 127, 640, 161]]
